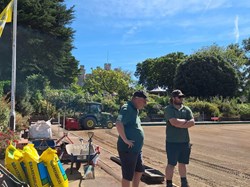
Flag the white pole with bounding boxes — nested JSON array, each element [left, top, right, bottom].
[[63, 108, 65, 130], [10, 0, 17, 131], [58, 113, 60, 124]]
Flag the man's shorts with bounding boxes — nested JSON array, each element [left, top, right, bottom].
[[118, 151, 145, 181], [166, 142, 191, 166]]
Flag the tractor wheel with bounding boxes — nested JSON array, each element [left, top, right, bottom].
[[106, 121, 114, 129], [83, 117, 96, 130]]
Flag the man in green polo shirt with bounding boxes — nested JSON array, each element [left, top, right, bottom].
[[116, 90, 147, 187], [165, 89, 195, 187]]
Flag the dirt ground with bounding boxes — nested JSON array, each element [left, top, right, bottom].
[[2, 124, 249, 187], [71, 123, 250, 187]]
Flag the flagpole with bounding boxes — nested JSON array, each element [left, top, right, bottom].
[[10, 0, 17, 131]]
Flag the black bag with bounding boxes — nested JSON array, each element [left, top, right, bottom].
[[0, 164, 28, 187]]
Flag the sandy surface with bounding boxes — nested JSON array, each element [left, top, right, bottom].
[[70, 123, 250, 187], [3, 124, 248, 187]]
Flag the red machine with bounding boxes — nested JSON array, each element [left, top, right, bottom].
[[65, 118, 81, 130]]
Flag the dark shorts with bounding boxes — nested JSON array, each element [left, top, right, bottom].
[[118, 151, 145, 181], [166, 142, 191, 166]]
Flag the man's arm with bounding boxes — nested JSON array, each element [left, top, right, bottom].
[[169, 118, 195, 128], [116, 121, 134, 148]]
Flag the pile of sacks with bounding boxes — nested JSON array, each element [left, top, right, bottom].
[[5, 144, 68, 187]]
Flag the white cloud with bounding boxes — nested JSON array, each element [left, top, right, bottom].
[[123, 26, 138, 39], [79, 0, 232, 18], [234, 15, 239, 43]]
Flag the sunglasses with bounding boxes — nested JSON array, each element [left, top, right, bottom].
[[175, 96, 185, 99]]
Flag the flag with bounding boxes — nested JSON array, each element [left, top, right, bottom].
[[0, 0, 14, 37]]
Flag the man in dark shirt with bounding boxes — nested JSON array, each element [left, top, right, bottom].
[[116, 90, 147, 187], [165, 90, 195, 187]]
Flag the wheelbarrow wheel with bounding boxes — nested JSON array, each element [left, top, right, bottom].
[[76, 162, 81, 170]]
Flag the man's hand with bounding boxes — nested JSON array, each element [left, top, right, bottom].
[[124, 139, 135, 148], [184, 120, 195, 128], [116, 121, 135, 148]]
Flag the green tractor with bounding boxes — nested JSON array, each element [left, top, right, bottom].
[[78, 102, 114, 130]]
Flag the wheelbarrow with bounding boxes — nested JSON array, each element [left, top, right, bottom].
[[65, 132, 100, 179], [55, 132, 74, 163]]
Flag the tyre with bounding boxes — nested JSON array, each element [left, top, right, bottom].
[[83, 117, 96, 130], [106, 121, 114, 129]]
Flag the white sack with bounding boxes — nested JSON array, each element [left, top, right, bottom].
[[29, 120, 52, 139]]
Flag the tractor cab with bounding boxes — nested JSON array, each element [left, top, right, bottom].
[[79, 102, 114, 130]]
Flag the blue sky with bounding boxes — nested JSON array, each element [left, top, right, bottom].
[[65, 0, 250, 75]]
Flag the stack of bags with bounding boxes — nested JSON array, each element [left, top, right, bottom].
[[5, 144, 68, 187]]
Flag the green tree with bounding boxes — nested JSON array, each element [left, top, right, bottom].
[[242, 38, 250, 101], [224, 44, 249, 96], [0, 0, 79, 88], [174, 47, 240, 97], [135, 52, 186, 90], [45, 88, 89, 116], [83, 68, 133, 101], [15, 74, 50, 116], [154, 52, 187, 91], [15, 82, 34, 116], [135, 58, 155, 89]]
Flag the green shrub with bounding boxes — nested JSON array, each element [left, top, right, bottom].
[[217, 102, 239, 118], [192, 112, 201, 120], [0, 81, 11, 98], [15, 113, 30, 131], [238, 104, 250, 120], [139, 110, 150, 122], [145, 102, 163, 114], [40, 100, 57, 118], [209, 97, 240, 117], [0, 98, 10, 130], [149, 94, 169, 106], [101, 98, 120, 117], [187, 101, 220, 120], [0, 97, 29, 132]]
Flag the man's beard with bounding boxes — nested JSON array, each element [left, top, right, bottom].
[[173, 100, 182, 106]]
